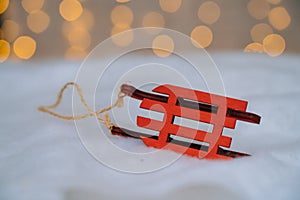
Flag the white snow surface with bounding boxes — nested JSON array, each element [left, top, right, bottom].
[[0, 52, 300, 200]]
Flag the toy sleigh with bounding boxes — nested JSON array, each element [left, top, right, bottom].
[[110, 84, 261, 160], [38, 82, 261, 160]]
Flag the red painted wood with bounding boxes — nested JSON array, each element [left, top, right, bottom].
[[137, 84, 250, 159]]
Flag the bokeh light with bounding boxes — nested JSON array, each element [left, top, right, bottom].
[[22, 0, 44, 13], [111, 26, 133, 47], [198, 1, 221, 25], [27, 10, 50, 33], [159, 0, 182, 13], [244, 42, 264, 53], [268, 7, 291, 31], [67, 27, 91, 50], [116, 0, 130, 3], [247, 0, 270, 20], [0, 0, 295, 60], [111, 5, 133, 28], [190, 26, 213, 48], [13, 36, 36, 60], [65, 46, 87, 60], [251, 23, 273, 43], [265, 0, 281, 5], [263, 34, 285, 57], [0, 40, 10, 62], [0, 0, 9, 14], [152, 34, 174, 57], [59, 0, 83, 22], [2, 20, 19, 42], [62, 22, 73, 38], [142, 12, 165, 34], [0, 29, 3, 38], [71, 9, 94, 31]]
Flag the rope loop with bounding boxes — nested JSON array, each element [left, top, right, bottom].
[[38, 82, 125, 130]]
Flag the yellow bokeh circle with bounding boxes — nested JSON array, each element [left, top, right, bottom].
[[13, 36, 36, 60], [22, 0, 44, 13], [251, 23, 273, 43], [198, 1, 221, 25], [268, 7, 291, 31], [244, 42, 264, 53], [67, 27, 91, 49], [116, 0, 130, 2], [247, 0, 270, 20], [159, 0, 182, 13], [0, 0, 9, 14], [111, 26, 133, 47], [152, 34, 174, 57], [190, 26, 213, 48], [2, 20, 19, 42], [142, 12, 165, 34], [142, 12, 165, 28], [111, 5, 133, 28], [265, 0, 281, 5], [71, 9, 94, 31], [65, 46, 86, 60], [263, 34, 285, 57], [59, 0, 83, 22], [27, 10, 50, 33], [0, 40, 11, 62]]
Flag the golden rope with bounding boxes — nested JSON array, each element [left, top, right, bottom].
[[38, 82, 125, 130]]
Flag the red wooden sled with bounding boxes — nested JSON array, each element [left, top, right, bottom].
[[111, 84, 261, 160]]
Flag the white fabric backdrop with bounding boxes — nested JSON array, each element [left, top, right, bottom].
[[0, 53, 299, 200]]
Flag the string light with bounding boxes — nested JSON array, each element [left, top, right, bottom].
[[265, 0, 281, 5], [65, 46, 87, 60], [0, 29, 3, 38], [268, 7, 291, 31], [246, 0, 290, 57], [62, 22, 72, 38], [71, 9, 94, 31], [251, 23, 273, 43], [142, 12, 165, 34], [111, 26, 133, 47], [159, 0, 181, 13], [110, 3, 134, 47], [0, 0, 293, 60], [247, 0, 270, 20], [13, 36, 36, 60], [0, 0, 9, 14], [190, 26, 213, 48], [61, 4, 94, 59], [198, 1, 221, 25], [116, 0, 130, 3], [244, 42, 264, 53], [2, 20, 19, 42], [263, 34, 285, 57], [67, 27, 91, 50], [62, 10, 94, 43], [21, 0, 44, 13], [59, 0, 83, 22], [0, 40, 10, 62], [111, 5, 133, 28], [27, 10, 50, 33], [152, 34, 174, 57]]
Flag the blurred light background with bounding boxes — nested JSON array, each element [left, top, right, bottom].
[[0, 0, 299, 62]]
